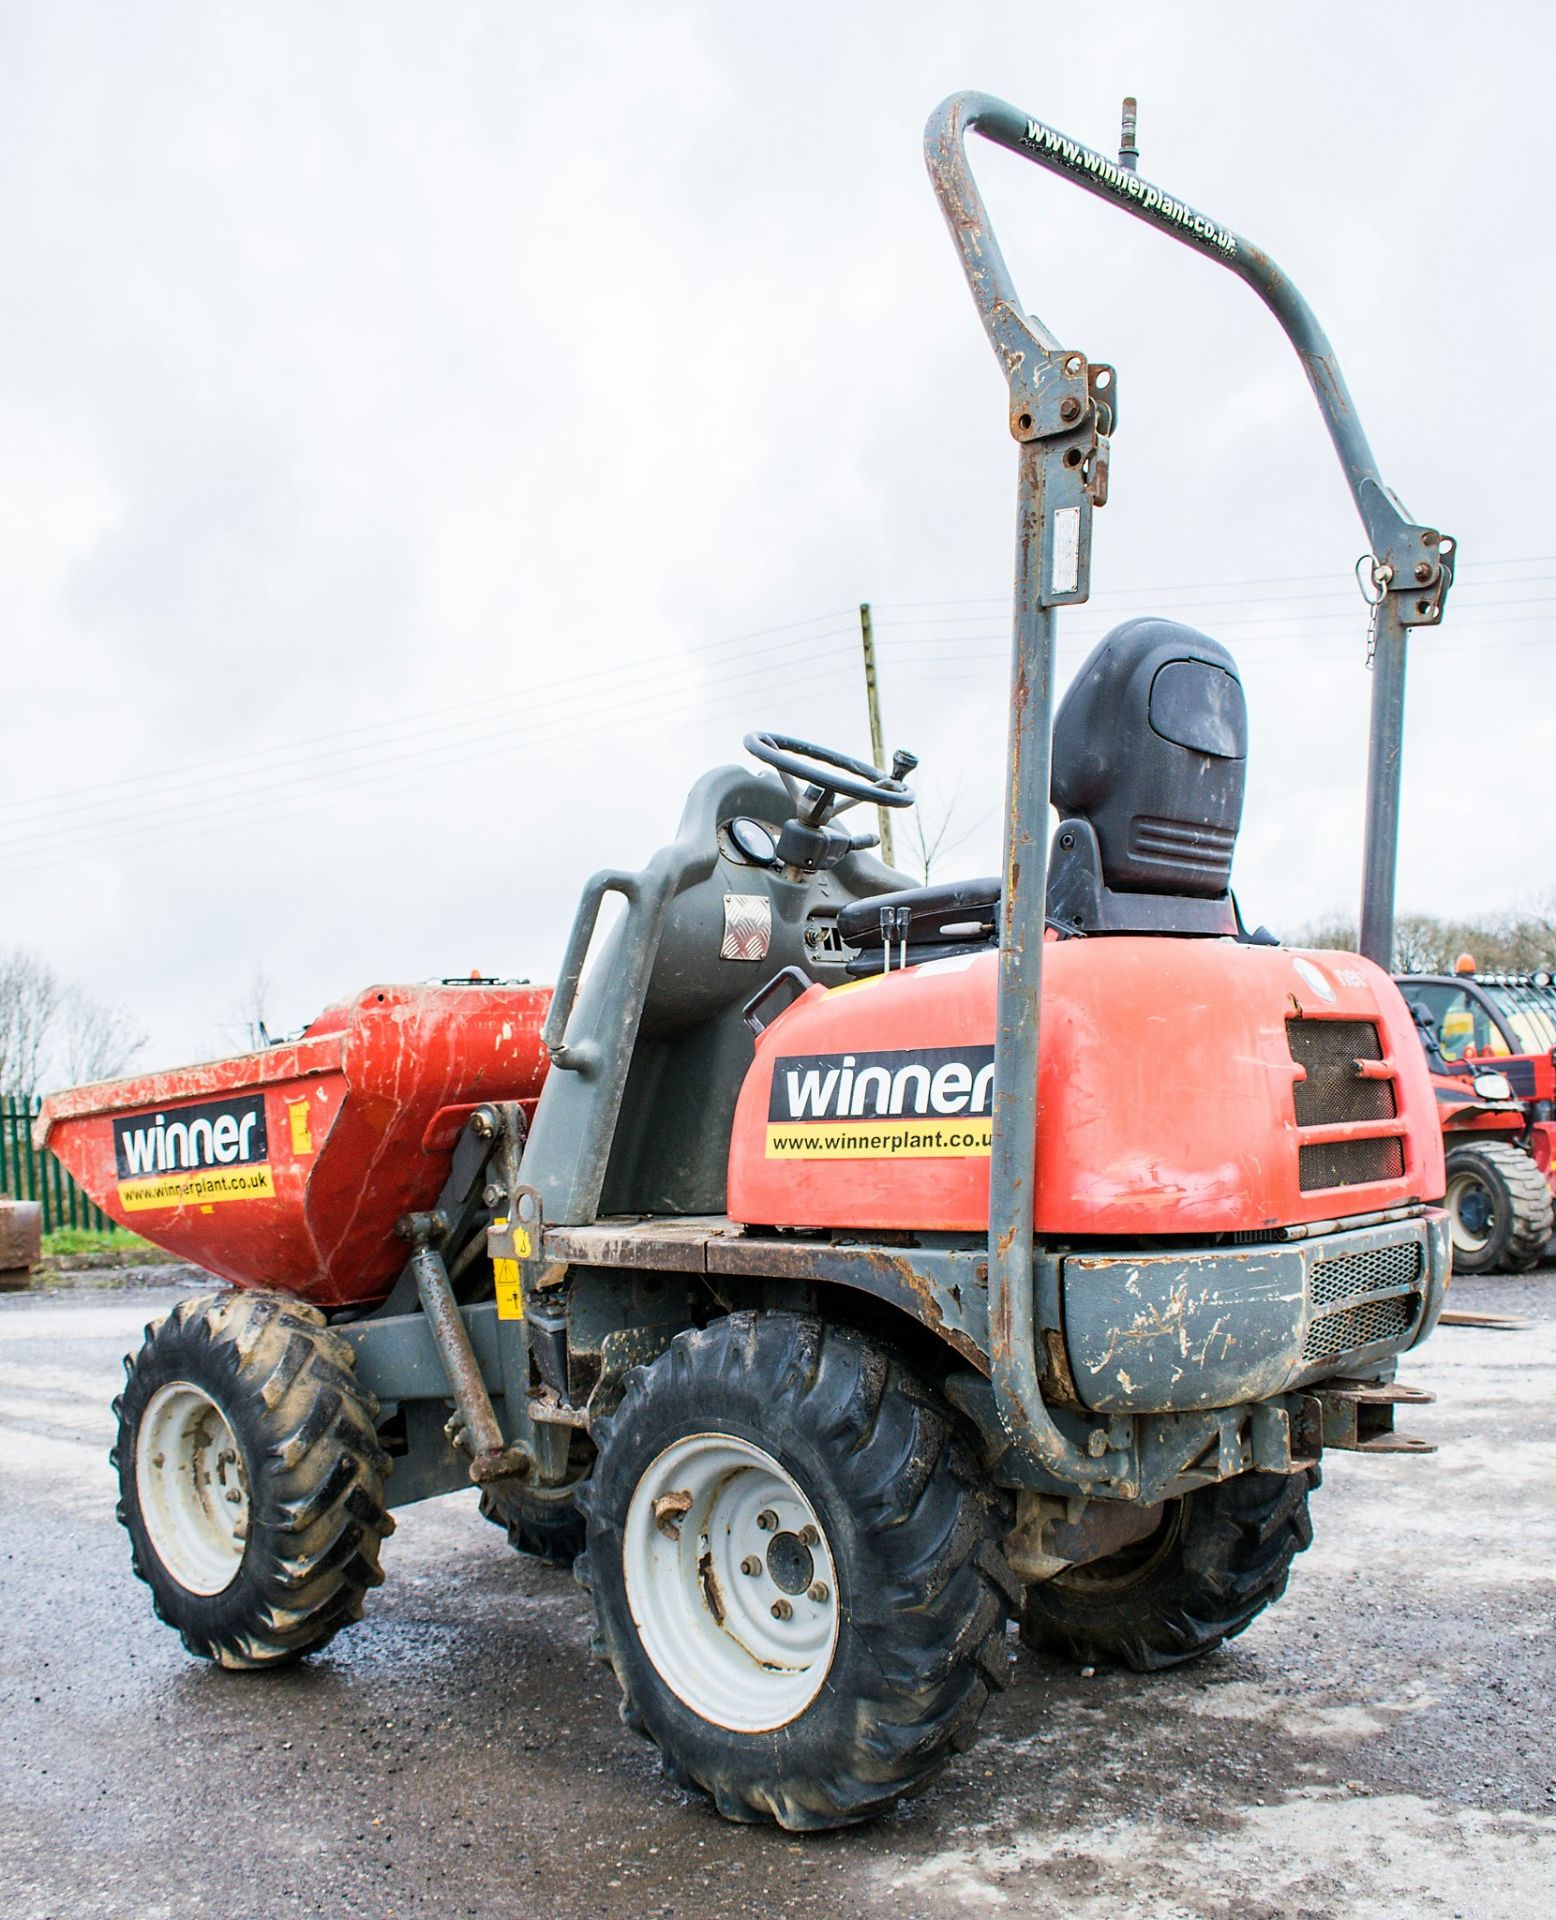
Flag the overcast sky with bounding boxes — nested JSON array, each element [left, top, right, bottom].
[[2, 0, 1552, 1078]]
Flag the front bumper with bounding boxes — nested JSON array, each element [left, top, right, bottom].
[[1059, 1208, 1450, 1415]]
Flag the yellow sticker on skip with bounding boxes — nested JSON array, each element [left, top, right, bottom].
[[494, 1257, 524, 1320]]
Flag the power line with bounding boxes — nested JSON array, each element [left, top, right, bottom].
[[9, 559, 1551, 873], [0, 642, 863, 864], [0, 605, 856, 821], [0, 662, 868, 878]]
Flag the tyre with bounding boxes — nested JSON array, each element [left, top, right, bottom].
[[479, 1438, 590, 1568], [577, 1312, 1016, 1830], [1443, 1140, 1553, 1275], [112, 1290, 394, 1669], [1020, 1467, 1318, 1673]]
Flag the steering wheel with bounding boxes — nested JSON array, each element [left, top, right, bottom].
[[744, 731, 916, 820]]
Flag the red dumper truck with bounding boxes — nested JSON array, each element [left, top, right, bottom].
[[40, 94, 1454, 1829]]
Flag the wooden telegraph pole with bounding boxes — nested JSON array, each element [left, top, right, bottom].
[[858, 602, 895, 867]]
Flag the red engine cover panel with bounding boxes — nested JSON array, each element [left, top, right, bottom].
[[38, 983, 551, 1308], [727, 941, 1442, 1235]]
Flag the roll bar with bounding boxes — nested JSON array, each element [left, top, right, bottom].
[[923, 91, 1454, 1482]]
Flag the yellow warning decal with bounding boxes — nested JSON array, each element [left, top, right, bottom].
[[288, 1100, 315, 1155], [118, 1165, 276, 1211], [494, 1257, 525, 1320], [765, 1119, 991, 1160]]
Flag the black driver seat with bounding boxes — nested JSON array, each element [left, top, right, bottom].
[[839, 617, 1248, 974]]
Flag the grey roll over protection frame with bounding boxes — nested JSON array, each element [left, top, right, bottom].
[[922, 91, 1454, 1476]]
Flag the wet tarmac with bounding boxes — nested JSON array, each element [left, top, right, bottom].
[[2, 1272, 1553, 1918]]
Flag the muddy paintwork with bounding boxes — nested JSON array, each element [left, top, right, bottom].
[[37, 983, 551, 1307], [727, 942, 1443, 1239]]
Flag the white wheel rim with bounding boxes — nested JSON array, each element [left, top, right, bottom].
[[622, 1433, 840, 1733], [135, 1381, 251, 1595]]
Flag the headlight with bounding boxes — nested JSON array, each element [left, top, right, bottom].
[[1473, 1070, 1514, 1101]]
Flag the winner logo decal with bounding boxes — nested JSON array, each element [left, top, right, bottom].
[[765, 1046, 995, 1160], [113, 1094, 275, 1211]]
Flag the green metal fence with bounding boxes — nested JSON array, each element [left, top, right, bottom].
[[0, 1094, 113, 1235]]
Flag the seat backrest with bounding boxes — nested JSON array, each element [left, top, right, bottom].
[[1052, 616, 1246, 899]]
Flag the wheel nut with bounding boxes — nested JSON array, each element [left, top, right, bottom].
[[807, 1581, 829, 1603], [756, 1509, 778, 1531], [741, 1556, 762, 1576], [770, 1599, 792, 1621], [798, 1524, 819, 1546]]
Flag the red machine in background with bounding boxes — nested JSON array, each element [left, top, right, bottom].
[[1396, 964, 1556, 1272]]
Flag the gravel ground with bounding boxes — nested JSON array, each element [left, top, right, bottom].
[[1, 1271, 1552, 1918]]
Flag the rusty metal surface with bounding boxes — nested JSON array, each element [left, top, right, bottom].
[[1004, 1489, 1165, 1583], [1313, 1377, 1436, 1453], [403, 1217, 529, 1485], [525, 1215, 996, 1369], [0, 1199, 41, 1289], [708, 1232, 991, 1370], [923, 87, 1454, 1486], [542, 1215, 741, 1272]]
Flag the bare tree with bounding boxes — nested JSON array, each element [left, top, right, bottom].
[[1391, 914, 1455, 972], [0, 949, 62, 1095], [0, 946, 145, 1093], [1283, 908, 1556, 973], [57, 986, 148, 1085], [226, 968, 274, 1051], [906, 775, 987, 885], [1285, 912, 1357, 953]]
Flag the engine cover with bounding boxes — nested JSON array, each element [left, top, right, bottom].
[[726, 941, 1441, 1236]]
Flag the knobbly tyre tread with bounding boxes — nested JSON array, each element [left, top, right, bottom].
[[1020, 1466, 1320, 1674], [478, 1478, 588, 1568], [111, 1290, 393, 1670], [1446, 1140, 1554, 1274], [575, 1311, 1017, 1830]]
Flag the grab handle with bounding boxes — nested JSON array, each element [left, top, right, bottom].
[[542, 870, 640, 1071]]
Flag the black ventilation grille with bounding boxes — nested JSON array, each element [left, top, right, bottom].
[[1287, 1019, 1395, 1125], [1299, 1137, 1406, 1191]]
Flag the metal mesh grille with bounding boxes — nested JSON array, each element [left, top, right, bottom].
[[1302, 1293, 1417, 1363], [1287, 1019, 1394, 1125], [1299, 1136, 1405, 1190], [1310, 1239, 1423, 1306]]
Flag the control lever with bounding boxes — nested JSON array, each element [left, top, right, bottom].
[[878, 902, 912, 973]]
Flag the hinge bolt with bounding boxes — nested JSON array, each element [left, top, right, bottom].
[[1060, 395, 1083, 423]]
